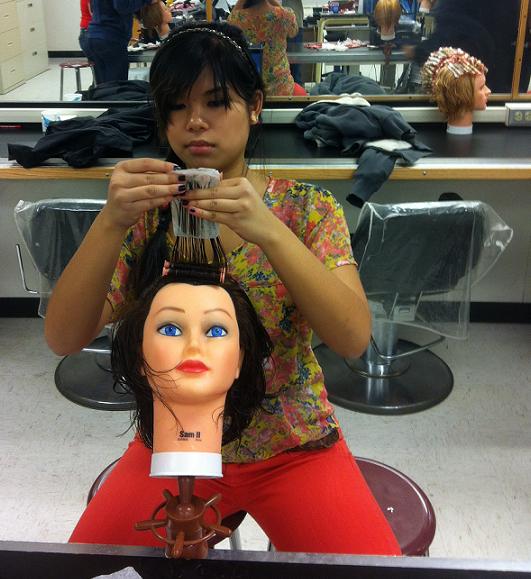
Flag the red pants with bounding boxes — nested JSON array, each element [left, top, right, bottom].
[[70, 437, 401, 555]]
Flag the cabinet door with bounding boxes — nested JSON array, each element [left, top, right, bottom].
[[0, 1, 19, 34], [23, 41, 47, 79], [0, 26, 21, 62], [0, 54, 24, 93], [16, 0, 43, 29], [20, 13, 45, 48]]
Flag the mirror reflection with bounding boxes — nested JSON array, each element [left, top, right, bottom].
[[0, 0, 528, 103]]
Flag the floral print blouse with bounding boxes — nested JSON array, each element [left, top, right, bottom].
[[228, 6, 298, 96], [108, 179, 356, 463]]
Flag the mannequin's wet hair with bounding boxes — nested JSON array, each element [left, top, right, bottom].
[[112, 265, 273, 448], [128, 21, 266, 300]]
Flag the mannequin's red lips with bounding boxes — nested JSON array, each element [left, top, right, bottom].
[[176, 360, 209, 373]]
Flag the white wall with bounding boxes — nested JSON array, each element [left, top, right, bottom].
[[44, 0, 81, 51]]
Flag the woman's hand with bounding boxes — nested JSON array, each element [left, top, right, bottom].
[[183, 176, 280, 246], [101, 158, 183, 231]]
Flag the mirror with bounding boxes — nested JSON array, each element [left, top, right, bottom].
[[0, 0, 528, 104]]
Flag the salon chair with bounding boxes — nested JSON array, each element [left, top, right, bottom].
[[88, 455, 435, 555], [14, 199, 135, 411], [315, 201, 513, 415]]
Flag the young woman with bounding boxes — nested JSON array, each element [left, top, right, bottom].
[[45, 21, 400, 555], [228, 0, 300, 96]]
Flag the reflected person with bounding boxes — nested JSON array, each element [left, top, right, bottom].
[[84, 0, 154, 85], [403, 0, 526, 93]]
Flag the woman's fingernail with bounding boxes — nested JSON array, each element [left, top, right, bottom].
[[182, 200, 189, 206], [189, 206, 196, 214], [178, 174, 186, 182]]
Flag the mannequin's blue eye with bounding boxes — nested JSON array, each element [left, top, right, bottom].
[[207, 325, 227, 338], [158, 324, 181, 337]]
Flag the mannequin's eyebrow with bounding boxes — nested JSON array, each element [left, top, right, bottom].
[[203, 308, 234, 319], [154, 306, 185, 314], [154, 306, 234, 319]]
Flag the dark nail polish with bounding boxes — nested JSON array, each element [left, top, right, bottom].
[[178, 174, 186, 182], [182, 200, 189, 206], [189, 206, 196, 214]]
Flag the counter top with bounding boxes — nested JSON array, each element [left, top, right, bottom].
[[1, 123, 530, 181]]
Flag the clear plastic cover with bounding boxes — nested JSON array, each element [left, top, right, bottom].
[[14, 199, 105, 317], [352, 201, 513, 339]]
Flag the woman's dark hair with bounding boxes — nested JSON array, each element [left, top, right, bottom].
[[242, 0, 264, 8], [112, 268, 273, 448], [150, 20, 265, 134], [128, 21, 266, 300]]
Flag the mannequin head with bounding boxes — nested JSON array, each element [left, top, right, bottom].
[[373, 0, 402, 40], [112, 267, 273, 449], [422, 47, 490, 131], [142, 283, 243, 407]]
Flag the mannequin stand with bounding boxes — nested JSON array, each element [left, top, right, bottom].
[[135, 476, 231, 558]]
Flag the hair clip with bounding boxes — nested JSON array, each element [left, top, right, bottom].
[[162, 260, 171, 277]]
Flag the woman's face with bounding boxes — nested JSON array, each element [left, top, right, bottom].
[[142, 283, 243, 404], [473, 74, 491, 111], [165, 68, 262, 178]]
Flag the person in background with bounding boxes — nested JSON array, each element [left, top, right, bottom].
[[283, 0, 304, 85], [228, 0, 303, 95], [137, 0, 173, 42], [403, 0, 526, 93], [79, 0, 92, 56], [84, 0, 155, 85]]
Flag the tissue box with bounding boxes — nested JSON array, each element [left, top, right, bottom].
[[41, 109, 78, 133]]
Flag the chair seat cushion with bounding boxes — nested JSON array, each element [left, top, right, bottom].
[[357, 457, 436, 556]]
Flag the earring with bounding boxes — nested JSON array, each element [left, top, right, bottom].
[[250, 112, 258, 124]]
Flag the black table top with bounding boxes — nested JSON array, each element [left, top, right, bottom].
[[258, 123, 531, 162], [0, 123, 529, 165], [1, 541, 531, 579]]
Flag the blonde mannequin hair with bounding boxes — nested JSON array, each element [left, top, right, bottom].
[[422, 47, 487, 121], [373, 0, 402, 38]]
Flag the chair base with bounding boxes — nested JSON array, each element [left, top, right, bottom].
[[55, 337, 135, 411], [88, 459, 246, 550], [314, 339, 453, 415]]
